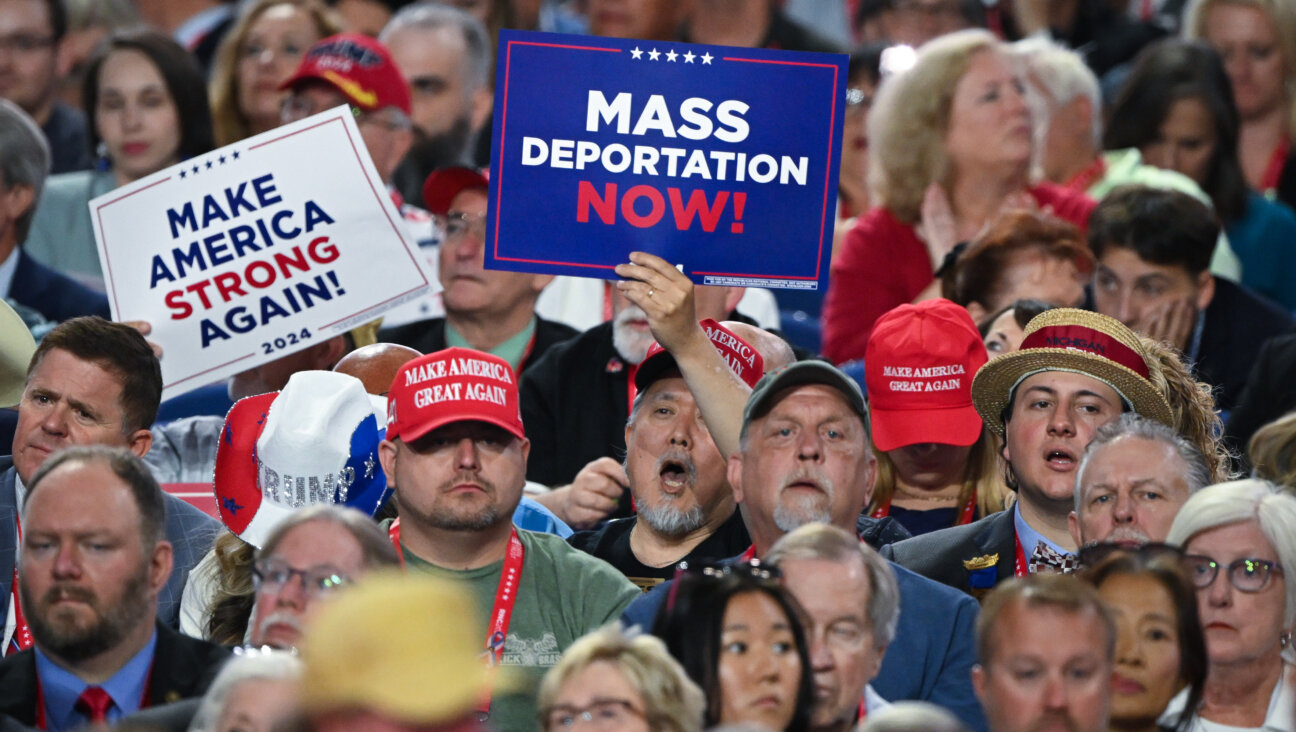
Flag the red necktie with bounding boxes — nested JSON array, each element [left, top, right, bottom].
[[74, 686, 114, 724]]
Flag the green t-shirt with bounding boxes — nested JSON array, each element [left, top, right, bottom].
[[403, 530, 640, 731]]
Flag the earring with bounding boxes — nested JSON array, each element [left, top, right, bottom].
[[1282, 631, 1292, 649]]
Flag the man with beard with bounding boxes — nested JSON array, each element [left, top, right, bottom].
[[379, 3, 493, 207], [1068, 413, 1209, 551], [614, 273, 987, 730], [521, 283, 748, 528], [246, 506, 399, 650], [0, 446, 227, 729], [882, 308, 1175, 594], [567, 320, 763, 590], [378, 347, 639, 730]]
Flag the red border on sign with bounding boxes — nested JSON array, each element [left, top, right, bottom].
[[93, 109, 431, 392]]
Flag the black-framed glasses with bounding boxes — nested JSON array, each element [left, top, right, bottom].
[[1183, 555, 1284, 593], [1078, 541, 1184, 569], [541, 698, 646, 730], [252, 558, 351, 598]]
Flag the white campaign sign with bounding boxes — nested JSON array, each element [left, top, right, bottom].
[[91, 106, 433, 400]]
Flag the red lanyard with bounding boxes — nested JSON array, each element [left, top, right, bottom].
[[388, 520, 525, 718], [1064, 157, 1107, 193], [8, 515, 30, 656], [1260, 137, 1291, 195], [1013, 531, 1028, 578], [869, 489, 977, 526]]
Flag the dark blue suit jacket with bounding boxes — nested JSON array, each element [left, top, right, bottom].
[[9, 249, 109, 323], [621, 554, 986, 732], [0, 460, 220, 630]]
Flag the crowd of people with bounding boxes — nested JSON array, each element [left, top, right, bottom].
[[0, 0, 1292, 731]]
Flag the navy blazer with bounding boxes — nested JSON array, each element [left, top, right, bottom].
[[881, 510, 1018, 597], [0, 622, 229, 727], [9, 249, 109, 323], [621, 553, 987, 732], [0, 460, 221, 630]]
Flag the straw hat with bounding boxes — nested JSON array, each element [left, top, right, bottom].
[[971, 308, 1172, 435]]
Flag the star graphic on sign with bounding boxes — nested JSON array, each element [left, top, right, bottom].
[[219, 155, 227, 164], [630, 46, 643, 59], [701, 52, 713, 64], [191, 164, 199, 174], [222, 497, 244, 515], [179, 169, 187, 179], [364, 452, 375, 479], [648, 47, 660, 61], [684, 51, 696, 63], [205, 159, 213, 169], [665, 49, 678, 62], [232, 150, 240, 160]]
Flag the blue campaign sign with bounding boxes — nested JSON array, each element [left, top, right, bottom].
[[486, 30, 846, 291]]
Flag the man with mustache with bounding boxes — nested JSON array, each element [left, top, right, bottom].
[[378, 346, 639, 730], [882, 308, 1175, 594], [1068, 413, 1209, 551], [246, 506, 399, 650], [567, 320, 763, 590], [615, 254, 986, 731], [521, 282, 748, 529], [0, 446, 228, 730]]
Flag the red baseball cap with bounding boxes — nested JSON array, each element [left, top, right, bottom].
[[422, 166, 489, 216], [281, 33, 412, 116], [865, 299, 988, 451], [634, 319, 764, 391], [386, 347, 524, 443]]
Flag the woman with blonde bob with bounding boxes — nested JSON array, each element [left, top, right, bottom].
[[1164, 479, 1296, 730], [537, 625, 705, 732], [822, 29, 1095, 364]]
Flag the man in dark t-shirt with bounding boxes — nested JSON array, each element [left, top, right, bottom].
[[567, 320, 763, 590]]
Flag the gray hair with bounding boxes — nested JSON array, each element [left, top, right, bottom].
[[1074, 413, 1212, 515], [0, 99, 49, 244], [1012, 37, 1102, 148], [1166, 479, 1296, 628], [187, 650, 302, 732], [765, 523, 900, 647], [380, 1, 491, 92]]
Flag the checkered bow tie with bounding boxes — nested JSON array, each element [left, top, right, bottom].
[[1029, 541, 1078, 574]]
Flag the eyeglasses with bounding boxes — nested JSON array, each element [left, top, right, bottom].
[[1183, 555, 1284, 593], [542, 699, 646, 730], [252, 558, 351, 598], [443, 212, 488, 242], [1077, 541, 1184, 569]]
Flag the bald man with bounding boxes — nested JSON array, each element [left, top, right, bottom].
[[334, 343, 422, 396]]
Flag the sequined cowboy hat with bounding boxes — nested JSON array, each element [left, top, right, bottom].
[[970, 308, 1173, 435]]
